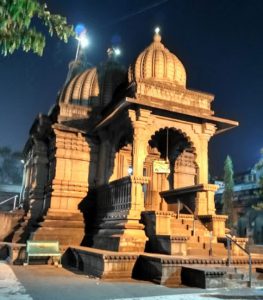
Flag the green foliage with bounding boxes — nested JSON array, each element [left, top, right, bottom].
[[0, 0, 74, 56], [0, 146, 23, 184], [222, 155, 234, 228]]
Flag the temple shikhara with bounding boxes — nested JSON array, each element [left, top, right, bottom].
[[8, 30, 263, 286]]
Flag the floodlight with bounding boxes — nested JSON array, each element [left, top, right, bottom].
[[114, 48, 121, 56], [78, 34, 89, 48]]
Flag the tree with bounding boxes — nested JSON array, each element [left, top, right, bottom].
[[0, 146, 23, 184], [0, 0, 74, 56], [222, 155, 234, 228]]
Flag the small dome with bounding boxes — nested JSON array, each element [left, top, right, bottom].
[[59, 67, 99, 107], [128, 33, 186, 87], [59, 60, 126, 107]]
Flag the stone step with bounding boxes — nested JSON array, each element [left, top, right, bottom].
[[171, 229, 191, 236], [40, 219, 84, 228], [203, 242, 226, 250], [188, 236, 211, 243], [32, 229, 84, 246], [228, 272, 244, 280], [187, 248, 210, 256], [44, 213, 84, 221]]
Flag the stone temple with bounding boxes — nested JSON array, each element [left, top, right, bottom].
[[9, 31, 263, 286]]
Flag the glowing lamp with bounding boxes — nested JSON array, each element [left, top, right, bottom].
[[114, 47, 121, 56], [128, 167, 133, 175], [155, 27, 160, 34], [78, 33, 90, 48], [75, 24, 86, 36]]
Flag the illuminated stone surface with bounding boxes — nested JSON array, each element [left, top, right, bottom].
[[8, 31, 261, 284]]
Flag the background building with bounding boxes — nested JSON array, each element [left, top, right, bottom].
[[215, 163, 263, 244]]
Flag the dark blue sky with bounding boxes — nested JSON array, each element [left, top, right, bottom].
[[0, 0, 263, 176]]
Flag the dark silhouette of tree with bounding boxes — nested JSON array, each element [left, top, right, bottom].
[[0, 146, 23, 184], [222, 155, 234, 228], [0, 0, 74, 56]]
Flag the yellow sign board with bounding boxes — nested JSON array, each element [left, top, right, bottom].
[[153, 160, 170, 174]]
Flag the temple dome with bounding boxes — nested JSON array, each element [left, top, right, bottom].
[[128, 33, 186, 87], [59, 59, 126, 107]]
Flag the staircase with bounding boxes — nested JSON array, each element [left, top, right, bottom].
[[170, 214, 227, 257], [0, 195, 20, 212], [181, 265, 263, 288], [0, 195, 25, 242], [142, 210, 231, 257]]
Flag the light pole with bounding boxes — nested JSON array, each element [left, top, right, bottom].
[[74, 24, 89, 61]]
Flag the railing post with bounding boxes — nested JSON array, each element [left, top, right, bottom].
[[13, 195, 18, 211], [248, 253, 252, 288], [227, 237, 231, 266], [209, 231, 213, 256], [177, 200, 180, 219]]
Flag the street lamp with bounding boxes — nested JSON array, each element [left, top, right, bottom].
[[75, 24, 89, 61], [113, 47, 121, 56], [107, 47, 121, 59]]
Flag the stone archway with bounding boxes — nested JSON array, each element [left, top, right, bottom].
[[144, 127, 198, 211]]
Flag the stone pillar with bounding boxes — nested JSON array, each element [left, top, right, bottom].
[[196, 134, 209, 184], [195, 123, 216, 215], [132, 123, 148, 177], [32, 128, 98, 245], [96, 130, 112, 186], [27, 140, 49, 221], [129, 109, 152, 213], [47, 130, 96, 212], [92, 109, 152, 252]]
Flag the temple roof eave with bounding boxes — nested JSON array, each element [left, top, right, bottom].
[[93, 96, 238, 134]]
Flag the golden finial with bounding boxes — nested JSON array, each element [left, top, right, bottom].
[[154, 27, 161, 42]]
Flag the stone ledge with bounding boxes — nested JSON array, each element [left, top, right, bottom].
[[0, 242, 26, 264], [181, 266, 226, 288], [160, 184, 219, 201], [64, 246, 139, 279]]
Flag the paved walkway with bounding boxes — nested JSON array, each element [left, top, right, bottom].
[[0, 261, 263, 300], [0, 261, 32, 300]]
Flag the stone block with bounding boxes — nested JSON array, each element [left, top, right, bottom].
[[64, 246, 138, 279], [133, 254, 183, 286], [0, 242, 26, 265], [152, 235, 188, 256], [181, 266, 226, 289]]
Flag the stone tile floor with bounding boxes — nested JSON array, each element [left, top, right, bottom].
[[0, 261, 262, 300]]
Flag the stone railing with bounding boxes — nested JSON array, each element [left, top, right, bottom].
[[96, 176, 149, 220], [96, 176, 132, 216]]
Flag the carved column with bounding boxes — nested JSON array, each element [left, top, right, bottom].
[[27, 140, 49, 221], [195, 123, 216, 184], [195, 123, 217, 215], [96, 130, 111, 186], [129, 109, 152, 214], [32, 128, 98, 245]]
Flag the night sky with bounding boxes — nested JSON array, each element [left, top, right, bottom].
[[1, 0, 263, 177]]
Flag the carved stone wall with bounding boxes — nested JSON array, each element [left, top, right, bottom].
[[174, 150, 197, 188], [46, 128, 98, 213], [20, 139, 49, 221]]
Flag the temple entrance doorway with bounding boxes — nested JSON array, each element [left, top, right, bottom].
[[144, 127, 198, 212]]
